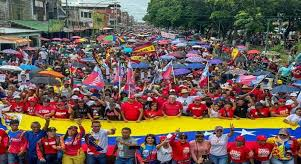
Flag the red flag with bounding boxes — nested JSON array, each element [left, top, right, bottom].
[[199, 64, 209, 87], [82, 72, 105, 88], [126, 62, 135, 85], [162, 62, 173, 79]]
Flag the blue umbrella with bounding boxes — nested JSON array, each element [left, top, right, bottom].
[[186, 63, 205, 69], [131, 62, 150, 69], [271, 85, 301, 94], [173, 63, 186, 69], [200, 44, 211, 49], [160, 55, 176, 60], [19, 64, 39, 71], [209, 59, 223, 65], [174, 68, 191, 76], [123, 47, 133, 53], [81, 57, 96, 63]]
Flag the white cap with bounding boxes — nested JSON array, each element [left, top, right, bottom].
[[13, 95, 21, 99], [71, 95, 79, 100], [285, 100, 294, 106], [86, 101, 96, 106], [73, 88, 80, 92], [290, 93, 297, 97]]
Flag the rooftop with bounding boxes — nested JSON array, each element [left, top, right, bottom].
[[0, 27, 41, 34]]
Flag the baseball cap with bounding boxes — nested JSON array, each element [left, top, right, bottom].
[[159, 136, 167, 142], [290, 93, 297, 97], [278, 128, 289, 136], [235, 136, 245, 142], [181, 89, 189, 94], [71, 95, 79, 100], [13, 95, 21, 99], [73, 88, 80, 92], [278, 99, 286, 103], [256, 135, 267, 141]]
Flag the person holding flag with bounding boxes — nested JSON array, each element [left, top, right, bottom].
[[86, 120, 116, 164]]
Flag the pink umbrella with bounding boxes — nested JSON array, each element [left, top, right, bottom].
[[186, 53, 201, 58], [51, 38, 62, 41], [62, 38, 70, 42], [158, 40, 170, 45], [247, 49, 261, 55], [40, 37, 50, 41], [71, 36, 81, 39], [22, 47, 37, 51]]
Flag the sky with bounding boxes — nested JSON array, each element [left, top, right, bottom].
[[119, 0, 150, 22]]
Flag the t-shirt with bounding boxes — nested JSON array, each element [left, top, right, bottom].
[[157, 146, 172, 163], [218, 108, 235, 118], [121, 101, 143, 121], [234, 105, 249, 118], [116, 137, 137, 158], [285, 114, 301, 123], [88, 105, 105, 119], [252, 143, 273, 161], [249, 108, 270, 118], [187, 103, 207, 117], [8, 130, 27, 154], [144, 109, 163, 118], [209, 134, 228, 156], [35, 105, 55, 117], [140, 144, 157, 161], [72, 105, 90, 118], [162, 101, 183, 116], [272, 105, 291, 115], [87, 129, 108, 154], [177, 96, 195, 113], [228, 145, 252, 163], [24, 104, 36, 115], [10, 102, 24, 112], [54, 108, 69, 119]]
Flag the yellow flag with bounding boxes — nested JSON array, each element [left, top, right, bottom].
[[231, 48, 239, 59]]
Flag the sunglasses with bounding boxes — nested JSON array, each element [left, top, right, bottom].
[[279, 134, 287, 137], [216, 130, 223, 132], [196, 135, 204, 138], [179, 137, 187, 139]]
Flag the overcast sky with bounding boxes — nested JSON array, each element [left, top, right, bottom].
[[119, 0, 150, 22]]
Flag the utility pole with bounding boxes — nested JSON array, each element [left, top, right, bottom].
[[264, 19, 270, 53]]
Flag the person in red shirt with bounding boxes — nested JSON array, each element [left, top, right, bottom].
[[35, 98, 55, 118], [144, 102, 163, 120], [218, 102, 237, 119], [54, 102, 71, 119], [36, 127, 61, 163], [0, 129, 8, 163], [24, 97, 38, 115], [252, 135, 273, 163], [187, 97, 208, 119], [161, 95, 183, 116], [121, 96, 144, 122], [9, 95, 24, 113], [157, 90, 169, 109], [249, 102, 270, 119], [228, 136, 254, 164], [169, 132, 191, 164], [271, 99, 291, 117]]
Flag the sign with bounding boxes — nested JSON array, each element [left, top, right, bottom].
[[92, 12, 107, 29], [48, 19, 65, 32], [0, 74, 5, 82], [161, 31, 177, 39], [133, 43, 156, 54], [231, 48, 239, 59]]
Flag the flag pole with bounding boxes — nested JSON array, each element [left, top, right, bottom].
[[118, 62, 121, 97], [171, 60, 176, 84], [207, 65, 210, 93]]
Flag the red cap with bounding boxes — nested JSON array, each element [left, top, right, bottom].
[[256, 135, 267, 141], [160, 136, 167, 142], [162, 90, 169, 96], [194, 97, 202, 101], [28, 97, 38, 102], [235, 136, 245, 142], [278, 99, 286, 102], [129, 95, 135, 99]]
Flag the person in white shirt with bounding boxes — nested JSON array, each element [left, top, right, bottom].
[[86, 120, 116, 164], [283, 108, 301, 126], [208, 124, 234, 164], [156, 136, 172, 164], [177, 89, 196, 115]]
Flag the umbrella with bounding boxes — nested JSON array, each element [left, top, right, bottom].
[[209, 59, 223, 65], [51, 38, 62, 41], [30, 76, 60, 85], [71, 36, 81, 39], [96, 35, 106, 41], [192, 45, 202, 49], [23, 47, 37, 51], [174, 68, 191, 76], [173, 63, 186, 69], [62, 38, 70, 42], [200, 44, 211, 49], [74, 38, 88, 43], [160, 55, 176, 60], [247, 49, 261, 55], [158, 40, 170, 45], [19, 64, 39, 71], [81, 57, 96, 63], [237, 45, 247, 51], [169, 52, 185, 58], [272, 85, 301, 94], [38, 70, 64, 78], [186, 63, 205, 69], [123, 47, 133, 53], [185, 57, 207, 63], [102, 40, 112, 44], [131, 62, 150, 69], [40, 37, 50, 41], [72, 62, 87, 68], [186, 53, 201, 58], [252, 70, 274, 78], [226, 69, 249, 75], [0, 65, 22, 72], [171, 39, 182, 44], [1, 49, 20, 55], [175, 43, 187, 47], [104, 35, 116, 41], [127, 39, 137, 43]]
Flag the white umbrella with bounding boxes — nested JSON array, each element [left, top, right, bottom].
[[0, 65, 23, 72], [192, 45, 202, 49], [176, 43, 187, 47]]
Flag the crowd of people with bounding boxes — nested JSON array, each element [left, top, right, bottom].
[[0, 28, 300, 164]]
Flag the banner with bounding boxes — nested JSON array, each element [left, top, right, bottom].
[[133, 43, 155, 53], [92, 53, 103, 68], [48, 19, 65, 32], [161, 31, 177, 39], [92, 11, 107, 29]]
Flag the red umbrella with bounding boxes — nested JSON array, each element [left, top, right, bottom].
[[158, 40, 170, 45], [96, 35, 106, 41], [247, 49, 261, 55], [62, 38, 70, 42], [51, 38, 62, 41]]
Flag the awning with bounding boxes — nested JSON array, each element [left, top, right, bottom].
[[0, 36, 31, 45], [10, 20, 49, 32]]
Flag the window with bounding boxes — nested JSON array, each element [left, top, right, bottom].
[[81, 12, 84, 18], [84, 12, 88, 18], [88, 13, 92, 18]]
